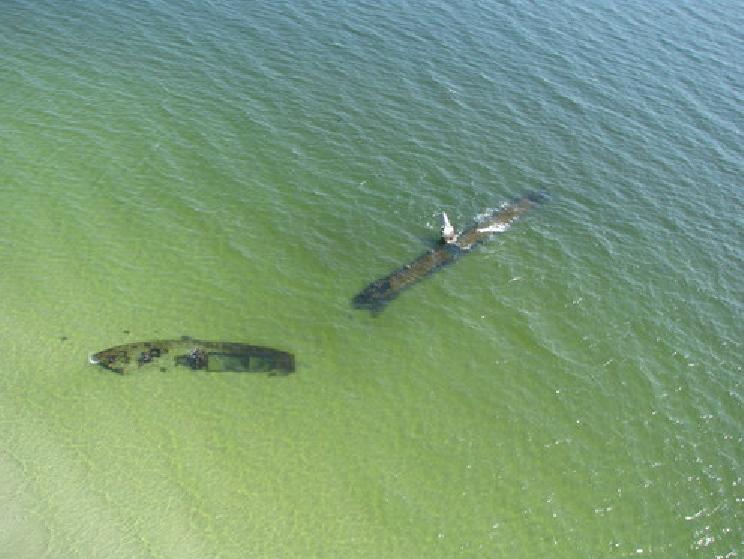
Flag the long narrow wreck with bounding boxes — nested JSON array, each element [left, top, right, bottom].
[[90, 337, 295, 375], [352, 192, 546, 313]]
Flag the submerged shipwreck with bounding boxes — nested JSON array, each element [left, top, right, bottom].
[[352, 192, 546, 313], [90, 337, 295, 375], [88, 193, 544, 373]]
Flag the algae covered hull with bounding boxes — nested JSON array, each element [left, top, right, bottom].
[[352, 192, 546, 313], [90, 338, 295, 375]]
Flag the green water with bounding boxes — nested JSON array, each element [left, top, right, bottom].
[[1, 0, 741, 557]]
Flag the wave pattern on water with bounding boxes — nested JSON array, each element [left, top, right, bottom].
[[0, 0, 742, 557]]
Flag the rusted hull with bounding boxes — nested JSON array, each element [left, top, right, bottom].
[[352, 244, 461, 313], [352, 192, 545, 313], [90, 338, 295, 375]]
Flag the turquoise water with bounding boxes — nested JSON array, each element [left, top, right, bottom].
[[1, 0, 741, 557]]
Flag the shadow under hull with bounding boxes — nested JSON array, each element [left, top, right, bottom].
[[90, 338, 295, 375], [352, 192, 545, 313]]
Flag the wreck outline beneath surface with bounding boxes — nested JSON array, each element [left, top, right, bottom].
[[89, 337, 295, 375], [352, 191, 547, 313]]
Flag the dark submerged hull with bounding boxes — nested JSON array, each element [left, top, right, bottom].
[[352, 192, 545, 313], [90, 338, 295, 375]]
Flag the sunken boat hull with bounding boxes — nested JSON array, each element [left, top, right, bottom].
[[90, 338, 295, 375], [352, 192, 545, 313]]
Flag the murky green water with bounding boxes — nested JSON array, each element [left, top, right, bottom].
[[1, 0, 741, 557]]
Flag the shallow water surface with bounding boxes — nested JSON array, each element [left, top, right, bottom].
[[1, 0, 741, 557]]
